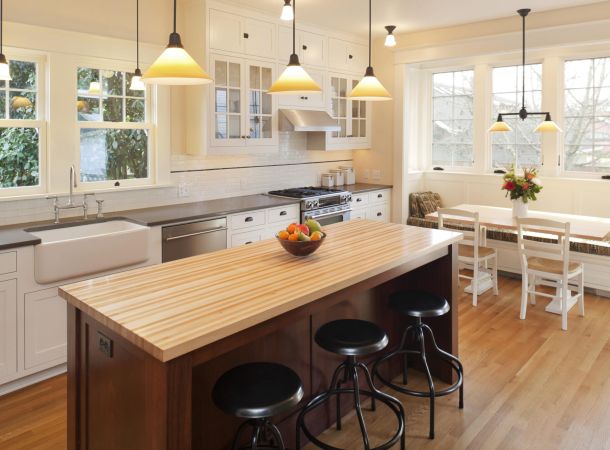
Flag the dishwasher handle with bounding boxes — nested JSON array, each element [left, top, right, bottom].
[[163, 226, 228, 242]]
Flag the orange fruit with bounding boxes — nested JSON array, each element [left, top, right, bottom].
[[278, 230, 290, 240], [287, 223, 298, 234], [288, 233, 299, 241], [310, 231, 323, 241]]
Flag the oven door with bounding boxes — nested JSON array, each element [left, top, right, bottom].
[[303, 209, 351, 227]]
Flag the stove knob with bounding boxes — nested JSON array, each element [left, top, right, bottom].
[[346, 194, 352, 203], [305, 200, 313, 209]]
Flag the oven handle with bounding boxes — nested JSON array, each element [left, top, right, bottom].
[[164, 227, 228, 242], [307, 209, 352, 220]]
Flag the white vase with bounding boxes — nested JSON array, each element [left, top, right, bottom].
[[512, 199, 529, 218]]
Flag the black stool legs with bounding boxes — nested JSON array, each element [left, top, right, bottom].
[[372, 318, 464, 440], [296, 356, 405, 450], [231, 418, 286, 450]]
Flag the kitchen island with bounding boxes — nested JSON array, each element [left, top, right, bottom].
[[60, 220, 462, 450]]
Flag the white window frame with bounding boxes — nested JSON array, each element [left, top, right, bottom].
[[0, 53, 47, 198], [75, 61, 156, 190]]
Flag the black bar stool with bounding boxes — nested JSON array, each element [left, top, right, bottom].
[[213, 362, 304, 450], [372, 290, 464, 439], [296, 319, 405, 450]]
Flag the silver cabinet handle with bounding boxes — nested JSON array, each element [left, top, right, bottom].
[[308, 209, 352, 220], [356, 198, 362, 202], [280, 211, 287, 216], [245, 216, 254, 222], [164, 227, 227, 241]]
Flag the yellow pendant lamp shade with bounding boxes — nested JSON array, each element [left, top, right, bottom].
[[534, 113, 562, 133], [488, 114, 513, 132], [268, 55, 321, 94], [350, 67, 391, 101]]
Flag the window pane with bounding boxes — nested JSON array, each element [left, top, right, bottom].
[[77, 97, 101, 121], [77, 67, 99, 94], [126, 98, 145, 122], [103, 70, 124, 96], [432, 72, 453, 97], [9, 92, 35, 120], [126, 73, 145, 98], [0, 127, 40, 187], [9, 61, 36, 91], [80, 128, 148, 182], [0, 93, 5, 119], [103, 97, 123, 122], [433, 97, 452, 120]]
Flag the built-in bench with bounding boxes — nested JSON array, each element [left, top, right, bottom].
[[407, 192, 610, 295]]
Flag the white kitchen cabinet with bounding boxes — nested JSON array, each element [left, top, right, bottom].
[[267, 205, 299, 224], [231, 210, 267, 230], [349, 189, 392, 223], [279, 27, 327, 68], [350, 209, 367, 220], [228, 206, 298, 248], [0, 279, 17, 381], [231, 229, 262, 247], [329, 38, 368, 74], [209, 10, 276, 60], [277, 67, 326, 110], [368, 204, 388, 222], [327, 74, 371, 149], [210, 55, 277, 149], [24, 287, 66, 370]]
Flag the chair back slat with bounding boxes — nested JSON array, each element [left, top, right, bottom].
[[438, 208, 480, 256]]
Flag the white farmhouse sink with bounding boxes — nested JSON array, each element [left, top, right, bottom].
[[29, 220, 150, 284]]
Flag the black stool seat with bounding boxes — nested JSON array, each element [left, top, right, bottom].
[[213, 362, 304, 419], [389, 290, 450, 318], [315, 319, 389, 356]]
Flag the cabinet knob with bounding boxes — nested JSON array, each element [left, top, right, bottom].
[[300, 96, 309, 100], [377, 212, 382, 217], [245, 241, 253, 245], [348, 54, 353, 59], [356, 198, 362, 202], [280, 211, 287, 216], [377, 194, 383, 198], [302, 44, 308, 50], [243, 33, 249, 39], [245, 217, 254, 222]]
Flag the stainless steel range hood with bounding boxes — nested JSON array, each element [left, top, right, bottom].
[[279, 109, 340, 132], [278, 109, 340, 150]]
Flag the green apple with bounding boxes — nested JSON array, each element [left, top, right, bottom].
[[304, 219, 322, 234], [297, 231, 311, 241]]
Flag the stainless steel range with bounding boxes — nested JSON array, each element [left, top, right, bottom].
[[268, 187, 352, 226]]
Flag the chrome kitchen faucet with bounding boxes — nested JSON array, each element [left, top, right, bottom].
[[47, 165, 95, 223]]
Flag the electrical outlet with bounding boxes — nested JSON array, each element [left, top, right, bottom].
[[363, 169, 370, 179], [97, 332, 113, 358], [178, 182, 190, 198], [372, 169, 381, 180]]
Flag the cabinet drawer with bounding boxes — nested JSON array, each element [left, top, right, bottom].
[[368, 204, 388, 222], [231, 230, 261, 247], [267, 205, 299, 224], [350, 208, 367, 220], [0, 251, 17, 275], [350, 193, 369, 208], [369, 189, 391, 205], [231, 210, 266, 230], [0, 279, 17, 380]]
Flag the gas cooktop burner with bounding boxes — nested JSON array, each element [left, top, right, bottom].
[[268, 187, 347, 199]]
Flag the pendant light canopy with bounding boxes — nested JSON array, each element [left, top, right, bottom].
[[384, 25, 397, 47], [130, 0, 145, 91], [0, 0, 11, 81], [489, 9, 561, 133], [142, 0, 212, 85], [350, 0, 391, 101], [268, 0, 321, 95], [280, 0, 294, 21]]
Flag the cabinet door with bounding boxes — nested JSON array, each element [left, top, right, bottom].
[[24, 287, 67, 370], [300, 31, 327, 67], [244, 18, 276, 60], [211, 56, 246, 147], [350, 208, 367, 221], [350, 78, 369, 142], [231, 230, 262, 247], [278, 68, 326, 109], [0, 279, 17, 380], [345, 42, 368, 74], [329, 75, 350, 139], [209, 9, 244, 54], [246, 61, 277, 146]]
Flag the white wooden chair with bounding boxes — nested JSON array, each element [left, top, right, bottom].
[[438, 208, 499, 307], [517, 218, 585, 331]]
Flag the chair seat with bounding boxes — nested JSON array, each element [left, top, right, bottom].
[[458, 244, 496, 259], [527, 257, 582, 275], [212, 362, 304, 419], [389, 290, 450, 318], [315, 319, 388, 356]]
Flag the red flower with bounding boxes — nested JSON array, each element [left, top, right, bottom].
[[503, 181, 516, 191], [522, 182, 530, 190]]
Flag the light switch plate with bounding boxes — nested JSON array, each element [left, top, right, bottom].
[[372, 169, 381, 180], [178, 183, 190, 198], [363, 169, 370, 179]]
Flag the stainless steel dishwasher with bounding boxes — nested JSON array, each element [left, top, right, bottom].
[[162, 217, 227, 262]]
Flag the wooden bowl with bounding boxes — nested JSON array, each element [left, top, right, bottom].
[[276, 232, 326, 256]]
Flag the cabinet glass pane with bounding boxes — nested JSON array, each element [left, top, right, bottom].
[[359, 119, 366, 137], [229, 115, 241, 138], [262, 116, 272, 138], [331, 78, 339, 97], [352, 101, 358, 119], [229, 89, 241, 113], [262, 68, 272, 90], [250, 91, 261, 114], [215, 61, 227, 86], [229, 63, 240, 88], [250, 66, 261, 90], [339, 78, 347, 97], [262, 93, 271, 115], [215, 88, 227, 112], [249, 117, 260, 138], [339, 99, 346, 117], [360, 101, 366, 117], [352, 119, 359, 138], [215, 115, 227, 139], [340, 119, 346, 137]]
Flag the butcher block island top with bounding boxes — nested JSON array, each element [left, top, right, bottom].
[[59, 220, 462, 362]]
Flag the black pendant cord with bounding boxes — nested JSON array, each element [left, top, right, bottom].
[[292, 0, 296, 55], [136, 0, 140, 71], [368, 0, 372, 68], [173, 0, 177, 34], [521, 11, 526, 111], [1, 0, 3, 55]]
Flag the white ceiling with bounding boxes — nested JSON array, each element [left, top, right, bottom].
[[227, 0, 606, 37]]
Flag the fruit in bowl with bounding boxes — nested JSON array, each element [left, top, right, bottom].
[[276, 220, 326, 256]]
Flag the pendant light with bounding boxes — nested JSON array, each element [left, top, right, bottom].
[[280, 0, 294, 21], [129, 0, 145, 91], [0, 0, 11, 81], [489, 9, 561, 133], [142, 0, 212, 85], [350, 0, 391, 101], [384, 25, 397, 47], [268, 0, 321, 94]]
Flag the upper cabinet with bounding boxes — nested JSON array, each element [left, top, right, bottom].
[[277, 67, 326, 110], [328, 38, 368, 74], [209, 9, 276, 60], [327, 74, 370, 149], [278, 27, 327, 68]]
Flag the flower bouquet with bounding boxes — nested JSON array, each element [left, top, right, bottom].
[[501, 166, 543, 217]]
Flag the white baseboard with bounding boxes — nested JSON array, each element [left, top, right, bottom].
[[0, 364, 66, 396]]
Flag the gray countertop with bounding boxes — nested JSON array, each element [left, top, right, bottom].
[[0, 184, 392, 251]]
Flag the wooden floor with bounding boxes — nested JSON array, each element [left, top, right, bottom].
[[1, 275, 610, 449]]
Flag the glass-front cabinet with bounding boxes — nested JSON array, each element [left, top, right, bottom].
[[328, 74, 370, 149], [210, 54, 276, 148]]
